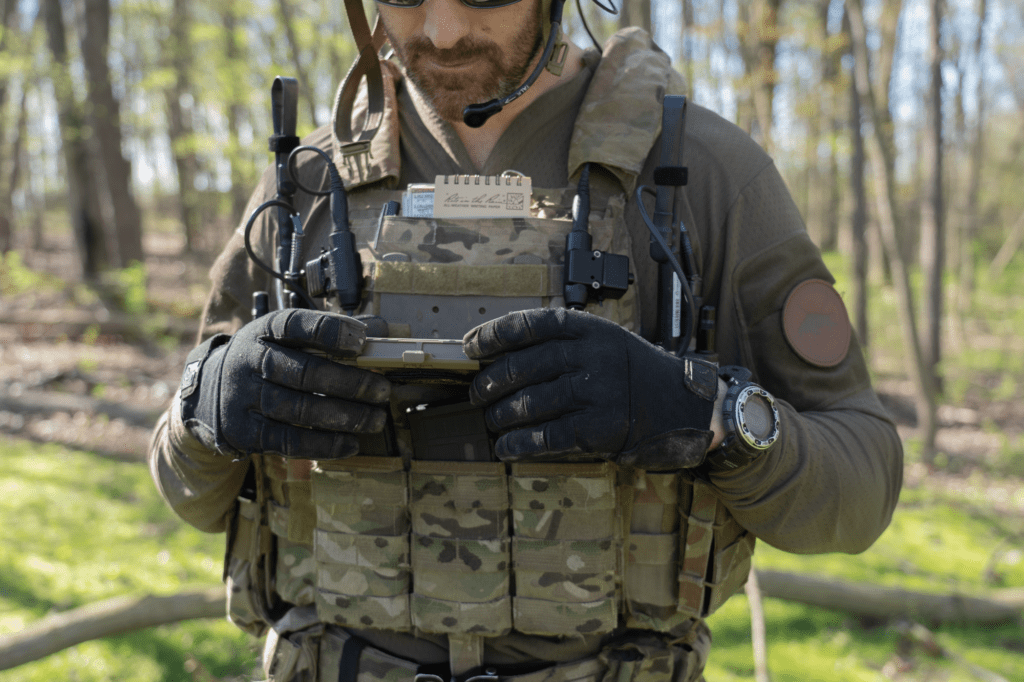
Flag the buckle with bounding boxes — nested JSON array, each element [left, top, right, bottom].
[[414, 667, 499, 682], [466, 670, 499, 682]]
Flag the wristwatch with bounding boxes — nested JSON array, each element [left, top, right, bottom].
[[703, 366, 781, 472]]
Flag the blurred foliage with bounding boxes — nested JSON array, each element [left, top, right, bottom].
[[0, 251, 64, 296]]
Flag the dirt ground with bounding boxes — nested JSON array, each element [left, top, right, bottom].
[[0, 232, 209, 460], [1, 232, 1022, 520]]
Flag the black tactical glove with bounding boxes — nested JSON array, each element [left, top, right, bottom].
[[464, 308, 718, 469], [179, 309, 390, 459]]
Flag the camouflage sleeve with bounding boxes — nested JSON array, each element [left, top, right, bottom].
[[148, 392, 249, 533], [698, 157, 904, 555], [147, 168, 279, 533]]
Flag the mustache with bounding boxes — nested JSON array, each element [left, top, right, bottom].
[[405, 36, 503, 65]]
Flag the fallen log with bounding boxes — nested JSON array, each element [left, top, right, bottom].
[[0, 308, 198, 341], [0, 387, 165, 428], [2, 574, 1021, 671], [0, 588, 226, 671], [757, 570, 1024, 625]]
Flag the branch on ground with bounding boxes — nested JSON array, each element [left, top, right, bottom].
[[2, 573, 1021, 671], [757, 570, 1024, 626], [0, 588, 226, 671]]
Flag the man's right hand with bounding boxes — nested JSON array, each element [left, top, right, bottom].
[[179, 309, 391, 459]]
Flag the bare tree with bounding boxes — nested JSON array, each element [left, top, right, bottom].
[[846, 0, 938, 462], [955, 0, 987, 326], [679, 0, 694, 99], [847, 12, 869, 349], [276, 0, 320, 128], [75, 0, 145, 267], [43, 0, 106, 278], [736, 0, 782, 155], [0, 83, 29, 254], [164, 0, 202, 252], [618, 0, 652, 34], [221, 0, 255, 225], [919, 0, 945, 395]]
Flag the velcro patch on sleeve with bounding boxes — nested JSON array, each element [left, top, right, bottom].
[[782, 279, 852, 368]]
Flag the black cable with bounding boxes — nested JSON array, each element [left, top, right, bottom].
[[243, 199, 317, 309], [286, 145, 340, 197], [636, 186, 696, 356], [576, 0, 600, 50]]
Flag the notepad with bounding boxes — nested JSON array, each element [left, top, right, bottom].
[[432, 174, 532, 219]]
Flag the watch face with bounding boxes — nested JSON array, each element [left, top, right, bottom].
[[737, 386, 779, 449]]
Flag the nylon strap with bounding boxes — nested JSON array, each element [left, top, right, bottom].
[[337, 632, 365, 682], [335, 1, 387, 145], [448, 634, 485, 676]]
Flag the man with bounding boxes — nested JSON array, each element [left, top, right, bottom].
[[149, 0, 904, 679]]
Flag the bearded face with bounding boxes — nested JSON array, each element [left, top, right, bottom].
[[383, 4, 544, 123]]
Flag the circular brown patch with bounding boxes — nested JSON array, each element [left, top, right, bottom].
[[782, 279, 852, 368]]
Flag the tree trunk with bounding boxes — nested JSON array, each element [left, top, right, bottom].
[[76, 0, 145, 267], [276, 0, 320, 128], [0, 0, 20, 253], [43, 0, 106, 278], [821, 0, 843, 252], [745, 566, 771, 682], [736, 0, 782, 155], [222, 1, 253, 225], [165, 0, 202, 252], [919, 0, 945, 396], [957, 0, 987, 323], [618, 0, 652, 34], [0, 0, 15, 114], [0, 83, 29, 254], [846, 0, 938, 462], [848, 16, 869, 349], [679, 0, 694, 99]]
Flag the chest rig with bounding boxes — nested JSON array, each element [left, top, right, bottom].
[[226, 29, 754, 667]]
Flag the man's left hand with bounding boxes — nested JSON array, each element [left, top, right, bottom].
[[464, 308, 719, 469]]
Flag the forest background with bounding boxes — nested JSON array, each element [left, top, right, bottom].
[[0, 0, 1023, 680]]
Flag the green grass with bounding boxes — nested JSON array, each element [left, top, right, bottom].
[[701, 481, 1024, 681], [0, 438, 261, 682], [2, 436, 1022, 681]]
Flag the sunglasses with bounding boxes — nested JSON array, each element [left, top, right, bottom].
[[375, 0, 524, 8]]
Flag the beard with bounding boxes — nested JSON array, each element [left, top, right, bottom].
[[388, 13, 544, 123]]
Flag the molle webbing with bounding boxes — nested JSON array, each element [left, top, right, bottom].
[[372, 262, 549, 299], [260, 456, 754, 638], [339, 187, 639, 337]]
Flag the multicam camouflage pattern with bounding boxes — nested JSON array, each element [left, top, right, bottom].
[[624, 472, 689, 633], [508, 463, 619, 636], [264, 445, 754, 640], [569, 28, 689, 195], [241, 30, 754, 665], [317, 186, 641, 335], [677, 482, 717, 618], [408, 461, 512, 634], [276, 538, 317, 607], [598, 627, 712, 682], [309, 457, 412, 630], [225, 495, 271, 637], [265, 608, 711, 682]]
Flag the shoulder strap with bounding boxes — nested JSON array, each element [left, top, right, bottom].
[[331, 10, 403, 190], [335, 1, 386, 145]]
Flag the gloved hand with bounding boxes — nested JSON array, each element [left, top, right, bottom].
[[179, 309, 390, 459], [464, 308, 718, 469]]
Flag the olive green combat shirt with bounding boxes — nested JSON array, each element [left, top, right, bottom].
[[150, 41, 903, 663]]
